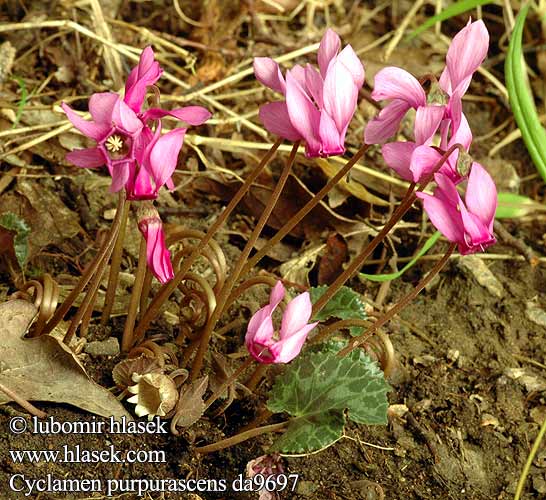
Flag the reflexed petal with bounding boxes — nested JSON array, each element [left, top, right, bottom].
[[125, 46, 162, 112], [364, 99, 410, 144], [416, 190, 464, 243], [253, 57, 286, 94], [148, 127, 186, 190], [285, 71, 321, 154], [459, 203, 495, 252], [410, 144, 442, 182], [131, 165, 156, 200], [449, 110, 472, 151], [66, 147, 105, 168], [269, 281, 285, 311], [109, 161, 131, 192], [337, 45, 365, 89], [259, 102, 302, 141], [414, 105, 445, 145], [371, 67, 426, 108], [318, 28, 341, 78], [273, 323, 316, 363], [305, 64, 324, 108], [88, 92, 118, 125], [465, 162, 497, 230], [247, 305, 273, 338], [444, 20, 489, 96], [434, 171, 462, 206], [382, 141, 416, 181], [319, 111, 344, 156], [61, 103, 111, 142], [280, 292, 313, 338], [138, 216, 173, 284], [248, 315, 274, 348], [143, 106, 211, 125], [322, 58, 359, 133], [112, 99, 143, 135]]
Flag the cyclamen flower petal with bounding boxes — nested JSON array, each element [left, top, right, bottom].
[[416, 164, 497, 254], [254, 29, 364, 158], [245, 281, 318, 364], [258, 102, 302, 141], [147, 127, 187, 193], [318, 29, 341, 77], [364, 99, 410, 144], [440, 20, 489, 97], [62, 46, 211, 200], [61, 102, 112, 142], [125, 46, 163, 113], [253, 57, 286, 94], [66, 147, 105, 168], [137, 205, 174, 284], [371, 67, 426, 108], [382, 141, 417, 181], [142, 106, 212, 126]]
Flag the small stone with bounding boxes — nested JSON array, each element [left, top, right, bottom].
[[505, 368, 546, 392], [530, 406, 546, 425], [388, 404, 409, 419], [526, 302, 546, 328], [457, 255, 504, 298], [447, 349, 460, 363], [350, 479, 385, 500], [84, 337, 120, 357], [103, 208, 117, 220], [480, 413, 500, 428], [533, 475, 546, 494]]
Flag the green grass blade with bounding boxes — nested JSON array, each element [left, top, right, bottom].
[[505, 4, 546, 183], [359, 231, 442, 283], [407, 0, 497, 40], [359, 191, 543, 283]]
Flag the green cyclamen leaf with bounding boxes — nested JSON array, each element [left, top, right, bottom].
[[267, 350, 391, 453], [0, 212, 31, 269], [310, 285, 367, 336], [407, 0, 496, 40], [359, 231, 441, 283], [506, 5, 546, 183]]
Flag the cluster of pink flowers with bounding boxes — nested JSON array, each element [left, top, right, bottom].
[[62, 21, 499, 364], [254, 21, 497, 258], [62, 47, 211, 283], [362, 20, 496, 254]]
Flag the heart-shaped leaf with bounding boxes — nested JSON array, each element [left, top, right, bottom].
[[267, 349, 390, 453], [310, 285, 367, 335]]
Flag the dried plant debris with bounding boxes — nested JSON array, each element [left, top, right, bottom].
[[0, 300, 130, 419]]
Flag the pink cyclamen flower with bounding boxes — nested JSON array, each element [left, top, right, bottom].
[[137, 203, 174, 284], [254, 29, 364, 158], [62, 46, 211, 200], [365, 20, 488, 183], [245, 281, 318, 364], [416, 163, 497, 254]]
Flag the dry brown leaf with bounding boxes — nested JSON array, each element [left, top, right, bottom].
[[171, 376, 208, 433], [0, 299, 131, 419], [318, 233, 348, 285], [279, 243, 324, 286], [315, 158, 389, 206]]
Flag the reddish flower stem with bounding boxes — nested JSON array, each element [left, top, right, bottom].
[[240, 143, 370, 277], [133, 138, 282, 342], [337, 243, 456, 357], [312, 143, 464, 316], [41, 191, 126, 338], [190, 142, 299, 380]]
